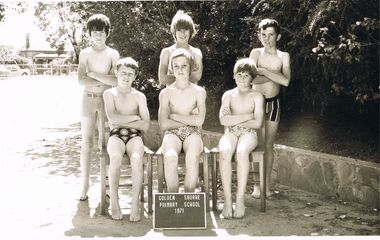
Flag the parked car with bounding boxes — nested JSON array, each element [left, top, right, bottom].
[[0, 65, 11, 77], [5, 64, 31, 76]]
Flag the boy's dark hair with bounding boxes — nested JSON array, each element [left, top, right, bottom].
[[169, 48, 194, 73], [233, 58, 258, 79], [258, 18, 280, 35], [87, 14, 111, 36], [116, 57, 139, 74], [170, 10, 196, 41]]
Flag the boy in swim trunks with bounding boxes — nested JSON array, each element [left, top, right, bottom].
[[78, 14, 120, 201], [158, 10, 203, 86], [158, 48, 206, 193], [218, 58, 265, 218], [103, 57, 150, 221], [249, 19, 291, 198]]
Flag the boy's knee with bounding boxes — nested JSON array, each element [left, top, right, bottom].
[[109, 156, 123, 168], [219, 150, 233, 163]]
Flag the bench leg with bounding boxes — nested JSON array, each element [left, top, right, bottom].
[[202, 153, 210, 212], [100, 151, 107, 215], [212, 152, 218, 211], [157, 155, 164, 193], [147, 154, 153, 213], [259, 154, 266, 212]]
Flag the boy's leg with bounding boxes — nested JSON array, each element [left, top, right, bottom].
[[264, 121, 279, 196], [234, 133, 258, 218], [126, 136, 145, 222], [252, 120, 279, 198], [162, 134, 182, 193], [107, 136, 126, 220], [183, 134, 203, 192], [252, 126, 265, 198], [218, 133, 237, 218], [79, 116, 97, 200]]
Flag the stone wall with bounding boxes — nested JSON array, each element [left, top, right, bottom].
[[146, 121, 380, 207], [275, 145, 379, 208]]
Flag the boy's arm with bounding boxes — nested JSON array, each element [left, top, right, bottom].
[[87, 49, 120, 86], [123, 93, 151, 131], [158, 89, 185, 131], [237, 93, 265, 129], [170, 88, 206, 126], [103, 91, 141, 126], [189, 48, 203, 84], [158, 48, 176, 85], [253, 50, 291, 87], [77, 50, 103, 86], [249, 49, 271, 85], [219, 91, 254, 126]]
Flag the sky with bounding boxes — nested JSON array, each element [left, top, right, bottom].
[[0, 2, 53, 50]]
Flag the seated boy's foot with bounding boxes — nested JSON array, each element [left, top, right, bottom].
[[251, 185, 273, 199], [251, 184, 261, 199], [221, 200, 233, 219], [129, 207, 141, 222], [233, 197, 245, 219], [111, 207, 123, 220]]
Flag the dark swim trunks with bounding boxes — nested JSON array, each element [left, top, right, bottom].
[[109, 128, 142, 144], [265, 95, 280, 122]]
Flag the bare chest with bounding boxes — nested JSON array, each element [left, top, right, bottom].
[[169, 90, 197, 113], [257, 54, 282, 72], [87, 51, 113, 74], [114, 94, 139, 114], [230, 94, 255, 114]]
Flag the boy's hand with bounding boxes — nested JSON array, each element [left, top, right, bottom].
[[257, 68, 267, 75], [222, 107, 231, 115]]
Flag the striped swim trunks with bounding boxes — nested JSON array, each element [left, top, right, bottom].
[[265, 95, 280, 122]]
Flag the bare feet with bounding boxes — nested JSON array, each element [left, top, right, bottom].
[[251, 184, 272, 199], [111, 207, 123, 220], [129, 207, 141, 222], [233, 196, 245, 218], [111, 198, 123, 220], [221, 198, 233, 219], [79, 183, 89, 201]]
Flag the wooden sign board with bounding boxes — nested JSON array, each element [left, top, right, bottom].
[[153, 192, 206, 229]]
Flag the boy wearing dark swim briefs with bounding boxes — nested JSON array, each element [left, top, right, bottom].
[[249, 19, 291, 198], [158, 48, 206, 193], [103, 57, 150, 221], [218, 58, 265, 219]]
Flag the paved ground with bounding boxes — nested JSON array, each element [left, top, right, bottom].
[[0, 76, 379, 239]]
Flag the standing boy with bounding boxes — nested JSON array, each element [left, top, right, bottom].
[[78, 14, 120, 201], [249, 19, 291, 198], [103, 57, 150, 221], [218, 58, 265, 218], [158, 10, 203, 85], [158, 48, 206, 193]]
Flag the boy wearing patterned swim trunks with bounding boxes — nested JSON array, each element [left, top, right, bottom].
[[103, 57, 150, 221], [249, 19, 291, 198], [78, 14, 120, 201], [158, 48, 206, 193], [218, 58, 265, 219]]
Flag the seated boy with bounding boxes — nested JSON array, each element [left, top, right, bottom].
[[218, 58, 265, 219], [103, 57, 150, 221], [158, 48, 206, 193]]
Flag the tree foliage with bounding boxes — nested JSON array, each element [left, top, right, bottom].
[[33, 0, 379, 119]]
